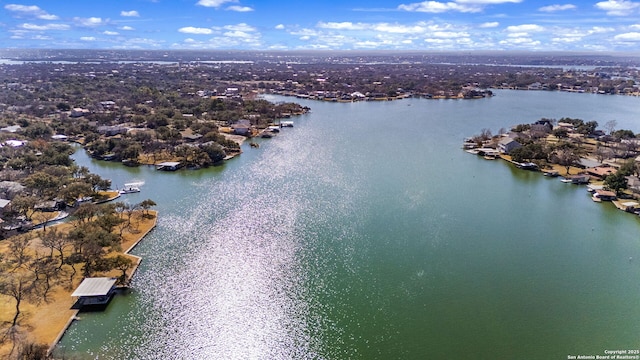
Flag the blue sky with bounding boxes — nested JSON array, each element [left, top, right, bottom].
[[2, 0, 640, 52]]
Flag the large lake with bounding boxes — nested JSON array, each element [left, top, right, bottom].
[[56, 90, 640, 359]]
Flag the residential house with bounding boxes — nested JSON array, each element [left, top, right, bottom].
[[0, 199, 11, 214], [626, 176, 640, 194], [100, 101, 116, 109], [586, 166, 616, 180], [232, 119, 252, 136], [498, 138, 521, 154], [0, 125, 22, 133], [70, 108, 90, 117], [97, 125, 128, 136], [183, 134, 203, 142]]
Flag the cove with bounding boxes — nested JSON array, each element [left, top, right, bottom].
[[55, 90, 640, 359]]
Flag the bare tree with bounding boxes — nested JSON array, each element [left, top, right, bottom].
[[0, 272, 38, 355], [7, 234, 33, 270], [604, 120, 617, 135], [552, 147, 581, 175]]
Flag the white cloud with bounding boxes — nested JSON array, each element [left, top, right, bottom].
[[224, 31, 253, 38], [432, 31, 470, 38], [178, 26, 213, 34], [595, 0, 640, 16], [630, 24, 640, 29], [479, 22, 499, 28], [275, 24, 285, 30], [315, 21, 460, 35], [398, 0, 520, 13], [552, 36, 582, 43], [121, 10, 140, 17], [80, 36, 96, 41], [456, 0, 521, 3], [506, 24, 545, 32], [499, 37, 541, 47], [318, 22, 367, 30], [197, 0, 237, 8], [103, 31, 119, 35], [589, 26, 615, 34], [614, 32, 640, 41], [223, 23, 256, 32], [289, 28, 321, 37], [74, 17, 106, 27], [539, 4, 577, 12], [20, 23, 70, 31], [226, 5, 253, 12], [398, 1, 482, 13], [373, 23, 429, 33], [120, 26, 135, 31], [4, 4, 59, 20]]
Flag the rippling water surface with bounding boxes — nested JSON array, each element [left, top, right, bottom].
[[57, 91, 640, 359]]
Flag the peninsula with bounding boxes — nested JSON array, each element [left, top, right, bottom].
[[466, 117, 640, 209]]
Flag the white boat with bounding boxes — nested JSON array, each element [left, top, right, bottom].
[[119, 183, 141, 194]]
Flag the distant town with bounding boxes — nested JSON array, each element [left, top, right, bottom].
[[0, 50, 639, 235]]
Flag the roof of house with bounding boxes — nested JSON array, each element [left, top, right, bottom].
[[498, 137, 520, 145], [586, 166, 616, 177], [71, 277, 117, 297], [579, 158, 602, 168], [0, 199, 10, 208]]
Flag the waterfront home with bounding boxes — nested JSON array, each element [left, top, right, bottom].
[[578, 158, 602, 169], [232, 124, 250, 136], [498, 138, 521, 154], [71, 277, 118, 308], [586, 166, 616, 179], [556, 122, 575, 132], [626, 176, 640, 194], [232, 119, 252, 136]]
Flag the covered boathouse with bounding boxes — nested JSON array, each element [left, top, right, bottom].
[[156, 161, 182, 171], [71, 277, 118, 308]]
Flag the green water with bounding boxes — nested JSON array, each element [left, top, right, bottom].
[[56, 90, 640, 359]]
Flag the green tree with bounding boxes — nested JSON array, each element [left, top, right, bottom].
[[604, 172, 628, 195], [138, 199, 157, 218], [552, 127, 569, 139]]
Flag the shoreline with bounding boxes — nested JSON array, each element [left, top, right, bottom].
[[46, 211, 157, 356], [0, 211, 158, 358]]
